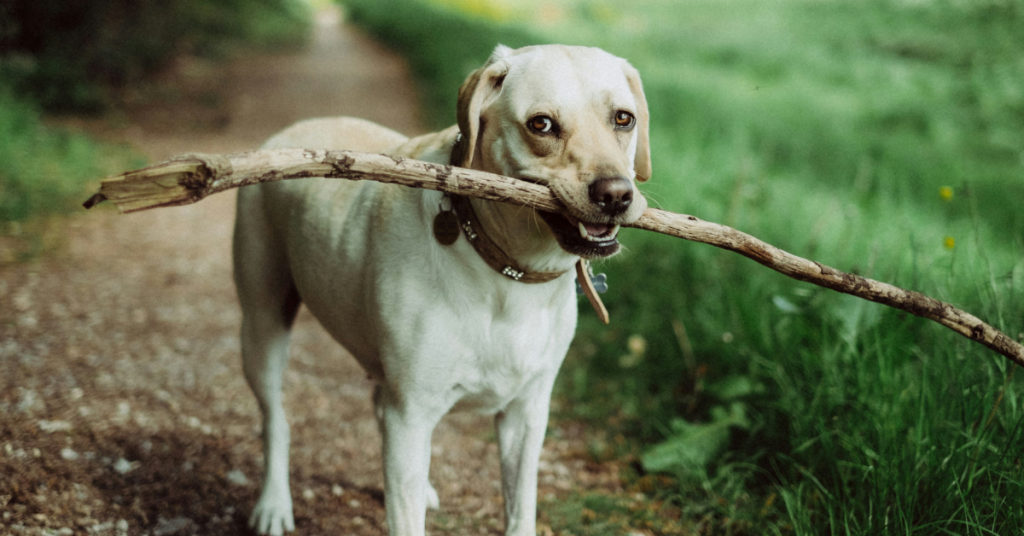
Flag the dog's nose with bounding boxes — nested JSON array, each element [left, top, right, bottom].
[[588, 177, 633, 216]]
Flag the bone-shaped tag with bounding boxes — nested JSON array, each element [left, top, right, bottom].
[[576, 266, 608, 295], [575, 260, 609, 324]]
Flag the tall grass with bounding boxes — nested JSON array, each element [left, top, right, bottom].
[[344, 0, 1024, 533], [0, 90, 141, 225]]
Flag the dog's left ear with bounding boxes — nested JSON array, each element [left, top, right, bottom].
[[453, 52, 509, 169], [622, 62, 652, 182]]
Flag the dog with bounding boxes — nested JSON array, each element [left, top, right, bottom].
[[232, 44, 650, 536]]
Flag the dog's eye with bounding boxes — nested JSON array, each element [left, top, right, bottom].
[[528, 115, 555, 134], [614, 111, 635, 129]]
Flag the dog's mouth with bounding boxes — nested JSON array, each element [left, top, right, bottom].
[[538, 211, 621, 258]]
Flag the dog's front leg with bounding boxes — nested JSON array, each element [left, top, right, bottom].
[[379, 388, 440, 536], [496, 390, 553, 536]]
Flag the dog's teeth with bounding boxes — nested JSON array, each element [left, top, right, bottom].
[[610, 224, 620, 236], [578, 222, 588, 239]]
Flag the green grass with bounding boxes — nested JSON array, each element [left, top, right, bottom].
[[343, 0, 1024, 533], [0, 89, 142, 226]]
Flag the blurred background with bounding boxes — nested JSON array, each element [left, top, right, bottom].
[[2, 0, 1023, 534]]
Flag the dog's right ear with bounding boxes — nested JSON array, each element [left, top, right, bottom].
[[621, 61, 652, 182], [452, 50, 509, 169]]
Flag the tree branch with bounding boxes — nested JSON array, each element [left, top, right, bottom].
[[85, 148, 1024, 368]]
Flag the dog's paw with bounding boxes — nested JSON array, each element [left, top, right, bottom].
[[426, 481, 441, 511], [249, 493, 295, 536]]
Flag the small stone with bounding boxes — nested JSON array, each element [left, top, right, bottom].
[[32, 448, 41, 458], [112, 458, 139, 474], [61, 448, 80, 461], [57, 528, 74, 536], [152, 516, 194, 536], [12, 292, 32, 311], [302, 488, 315, 501], [115, 519, 129, 531], [348, 499, 360, 508], [331, 484, 344, 496], [70, 388, 84, 400], [225, 470, 249, 486], [38, 420, 72, 433]]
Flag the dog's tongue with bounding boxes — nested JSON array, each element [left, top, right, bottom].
[[584, 222, 610, 236]]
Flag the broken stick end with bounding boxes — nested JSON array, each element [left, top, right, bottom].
[[82, 193, 107, 210], [84, 158, 214, 214]]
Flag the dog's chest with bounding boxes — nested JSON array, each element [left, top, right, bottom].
[[392, 278, 578, 415], [448, 296, 575, 413]]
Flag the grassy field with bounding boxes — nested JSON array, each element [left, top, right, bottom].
[[343, 0, 1024, 533]]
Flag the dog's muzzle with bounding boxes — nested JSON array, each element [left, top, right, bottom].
[[538, 211, 622, 258]]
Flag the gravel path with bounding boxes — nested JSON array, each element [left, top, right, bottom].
[[0, 9, 618, 536]]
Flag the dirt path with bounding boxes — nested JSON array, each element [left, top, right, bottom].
[[0, 9, 617, 536]]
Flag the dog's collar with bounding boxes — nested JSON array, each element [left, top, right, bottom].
[[445, 133, 567, 284], [448, 194, 568, 284], [443, 135, 609, 319]]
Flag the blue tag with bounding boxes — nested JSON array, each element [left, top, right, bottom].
[[575, 268, 608, 295]]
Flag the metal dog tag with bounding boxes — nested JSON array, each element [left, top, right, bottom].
[[575, 265, 608, 294], [433, 209, 460, 245], [575, 260, 609, 324]]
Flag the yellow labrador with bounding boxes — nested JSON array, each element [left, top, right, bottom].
[[233, 44, 650, 536]]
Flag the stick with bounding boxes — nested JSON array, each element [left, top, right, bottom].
[[84, 148, 1024, 368]]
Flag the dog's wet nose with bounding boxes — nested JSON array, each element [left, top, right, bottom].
[[588, 177, 633, 216]]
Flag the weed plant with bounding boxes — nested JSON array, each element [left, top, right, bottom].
[[0, 90, 142, 226], [343, 0, 1024, 533]]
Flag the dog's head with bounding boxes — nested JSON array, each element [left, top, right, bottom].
[[452, 44, 651, 259]]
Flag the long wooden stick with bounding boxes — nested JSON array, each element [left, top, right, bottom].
[[84, 148, 1024, 368]]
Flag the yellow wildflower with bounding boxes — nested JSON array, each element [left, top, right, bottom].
[[939, 186, 953, 201], [429, 0, 512, 22], [944, 236, 955, 249]]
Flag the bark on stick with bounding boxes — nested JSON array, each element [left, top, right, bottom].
[[84, 148, 1024, 368]]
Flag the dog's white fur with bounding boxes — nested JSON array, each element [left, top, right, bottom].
[[233, 44, 650, 536]]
